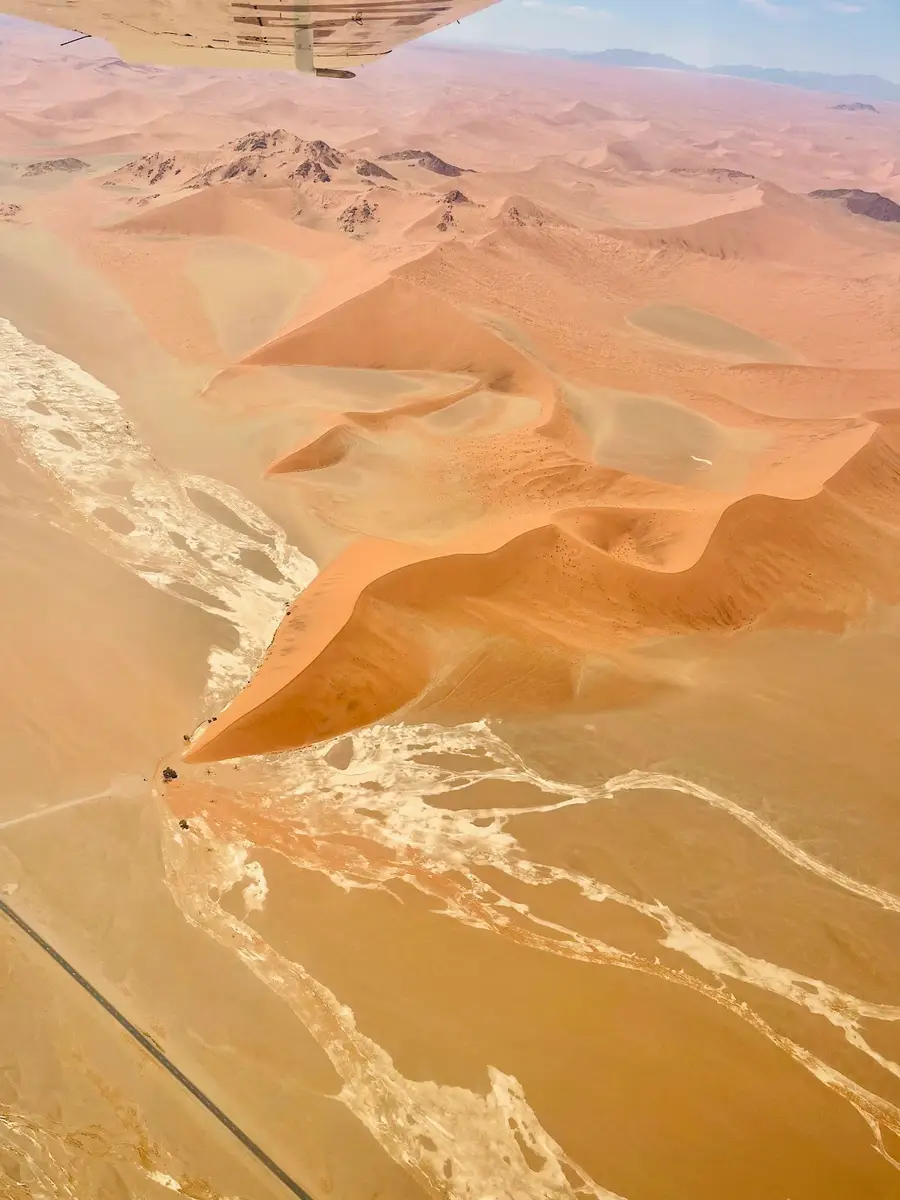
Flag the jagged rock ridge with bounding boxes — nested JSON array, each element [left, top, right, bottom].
[[22, 157, 88, 177], [377, 149, 466, 177], [809, 187, 900, 223]]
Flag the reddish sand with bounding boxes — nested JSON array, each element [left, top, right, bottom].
[[183, 268, 900, 758], [5, 34, 900, 767], [1, 40, 883, 763], [5, 26, 900, 1200]]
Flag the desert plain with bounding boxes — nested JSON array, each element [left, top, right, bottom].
[[2, 16, 900, 1200]]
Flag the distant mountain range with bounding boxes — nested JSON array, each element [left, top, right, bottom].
[[539, 48, 900, 104]]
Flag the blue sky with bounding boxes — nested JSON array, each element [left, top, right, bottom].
[[428, 0, 900, 79]]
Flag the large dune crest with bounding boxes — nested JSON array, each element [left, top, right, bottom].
[[183, 410, 900, 762], [178, 115, 900, 761], [109, 184, 287, 238], [185, 258, 900, 760]]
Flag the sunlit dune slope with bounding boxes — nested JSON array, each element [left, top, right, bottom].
[[110, 184, 287, 238], [222, 274, 564, 468], [185, 257, 900, 763], [108, 183, 340, 256], [184, 410, 900, 762], [608, 190, 900, 271], [723, 364, 900, 419]]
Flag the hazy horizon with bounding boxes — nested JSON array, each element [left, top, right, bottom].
[[427, 0, 900, 81]]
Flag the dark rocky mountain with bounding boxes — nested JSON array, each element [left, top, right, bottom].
[[538, 48, 900, 104], [551, 49, 692, 72], [356, 159, 395, 180], [710, 66, 900, 103], [377, 149, 465, 177], [809, 188, 900, 223], [99, 129, 484, 244]]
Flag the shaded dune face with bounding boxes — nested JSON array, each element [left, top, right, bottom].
[[184, 452, 900, 761], [185, 269, 900, 763]]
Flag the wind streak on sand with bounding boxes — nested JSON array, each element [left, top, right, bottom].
[[607, 770, 900, 915], [164, 716, 900, 1184]]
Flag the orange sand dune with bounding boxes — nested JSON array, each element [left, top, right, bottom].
[[237, 274, 558, 406], [722, 364, 900, 419], [39, 87, 170, 126], [184, 412, 900, 762], [233, 268, 868, 498], [186, 255, 900, 761], [211, 273, 567, 477], [109, 183, 327, 249], [264, 376, 485, 474], [61, 185, 383, 364], [609, 189, 900, 270], [493, 195, 573, 229], [181, 164, 900, 760], [551, 100, 620, 125], [394, 206, 900, 375]]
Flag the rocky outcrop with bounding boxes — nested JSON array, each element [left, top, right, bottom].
[[505, 204, 538, 227], [671, 167, 755, 182], [413, 151, 464, 176], [145, 155, 183, 185], [22, 157, 88, 177], [377, 149, 466, 177], [103, 129, 466, 211], [104, 152, 184, 187], [187, 131, 344, 187], [809, 187, 900, 223], [290, 158, 332, 183], [0, 202, 22, 220], [123, 193, 160, 207], [230, 128, 303, 155], [357, 159, 395, 180], [831, 102, 877, 113], [305, 138, 343, 169], [436, 189, 474, 229], [498, 196, 570, 230], [378, 149, 429, 162], [339, 198, 378, 235]]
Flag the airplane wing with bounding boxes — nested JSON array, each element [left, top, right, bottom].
[[1, 0, 499, 76]]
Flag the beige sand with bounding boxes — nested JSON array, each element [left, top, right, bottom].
[[2, 27, 900, 1200]]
